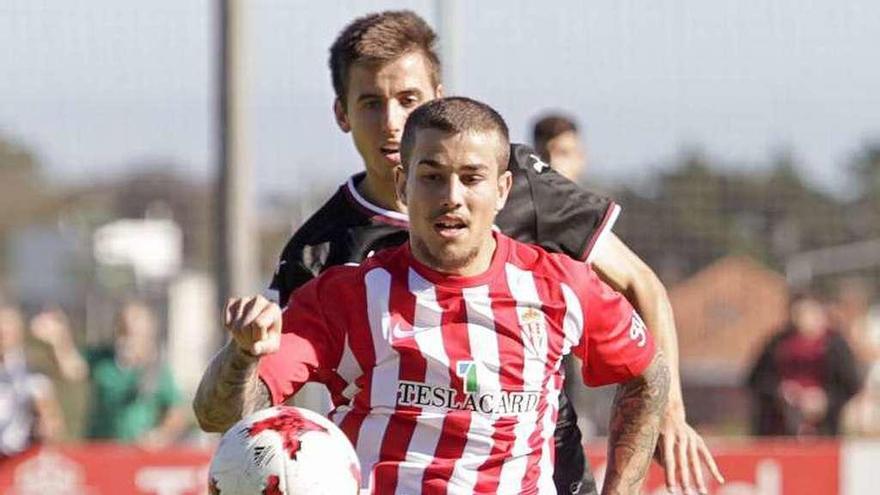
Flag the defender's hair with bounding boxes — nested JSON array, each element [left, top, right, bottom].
[[329, 10, 440, 106]]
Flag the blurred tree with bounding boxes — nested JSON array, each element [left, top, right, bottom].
[[847, 143, 880, 239], [613, 148, 848, 283], [0, 135, 56, 276]]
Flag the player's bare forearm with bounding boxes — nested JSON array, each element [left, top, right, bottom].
[[591, 234, 683, 408], [629, 270, 682, 407], [602, 351, 670, 495], [193, 341, 271, 432]]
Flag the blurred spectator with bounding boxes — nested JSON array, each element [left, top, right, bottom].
[[531, 113, 587, 181], [746, 292, 861, 436], [32, 301, 187, 448], [833, 278, 880, 435], [0, 301, 64, 458]]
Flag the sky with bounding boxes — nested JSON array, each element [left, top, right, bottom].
[[2, 0, 879, 199]]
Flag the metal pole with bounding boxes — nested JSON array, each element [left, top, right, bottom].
[[435, 0, 460, 93], [217, 0, 256, 308]]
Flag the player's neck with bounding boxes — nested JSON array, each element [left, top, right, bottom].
[[411, 234, 497, 278], [358, 173, 407, 213]]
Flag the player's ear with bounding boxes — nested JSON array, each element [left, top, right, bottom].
[[334, 98, 351, 133], [394, 165, 408, 205], [495, 170, 513, 212], [434, 84, 444, 98]]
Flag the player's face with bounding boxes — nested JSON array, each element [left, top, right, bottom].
[[545, 131, 586, 181], [335, 52, 442, 184], [396, 129, 512, 276]]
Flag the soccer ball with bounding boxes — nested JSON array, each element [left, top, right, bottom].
[[208, 405, 361, 495]]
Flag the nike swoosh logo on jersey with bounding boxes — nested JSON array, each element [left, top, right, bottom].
[[391, 322, 417, 340]]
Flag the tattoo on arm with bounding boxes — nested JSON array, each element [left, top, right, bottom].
[[193, 341, 271, 432], [603, 351, 671, 495]]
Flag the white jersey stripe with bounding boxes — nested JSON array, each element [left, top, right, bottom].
[[408, 269, 450, 389], [504, 264, 550, 391], [497, 264, 551, 493], [365, 268, 398, 408], [394, 412, 446, 494], [361, 268, 397, 488], [449, 285, 503, 493], [356, 414, 392, 491], [560, 283, 585, 356], [337, 331, 362, 398], [535, 374, 562, 491], [393, 269, 447, 495]]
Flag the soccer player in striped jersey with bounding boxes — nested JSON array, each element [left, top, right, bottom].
[[199, 10, 722, 495], [196, 97, 670, 494]]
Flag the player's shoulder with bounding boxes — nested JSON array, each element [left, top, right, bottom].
[[504, 234, 590, 281], [276, 178, 368, 264], [307, 243, 406, 290], [287, 184, 358, 246], [507, 142, 550, 175], [508, 143, 611, 199]]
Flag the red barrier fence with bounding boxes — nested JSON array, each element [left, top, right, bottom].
[[0, 444, 211, 495], [587, 440, 841, 495], [1, 439, 876, 494]]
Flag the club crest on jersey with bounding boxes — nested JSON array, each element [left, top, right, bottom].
[[520, 307, 547, 354]]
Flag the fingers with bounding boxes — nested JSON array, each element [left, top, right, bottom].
[[252, 303, 282, 355], [688, 434, 707, 494], [224, 298, 242, 327], [676, 432, 692, 494], [224, 295, 282, 356], [698, 437, 725, 485], [665, 429, 724, 495], [661, 434, 678, 493]]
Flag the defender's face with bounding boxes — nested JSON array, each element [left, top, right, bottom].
[[396, 129, 512, 275], [545, 130, 586, 181], [336, 52, 441, 184]]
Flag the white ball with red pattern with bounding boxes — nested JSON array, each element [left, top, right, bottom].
[[209, 405, 361, 495]]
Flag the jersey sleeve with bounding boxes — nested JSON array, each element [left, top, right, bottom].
[[269, 239, 326, 309], [495, 143, 620, 262], [258, 276, 344, 405], [570, 267, 656, 387], [269, 258, 316, 309]]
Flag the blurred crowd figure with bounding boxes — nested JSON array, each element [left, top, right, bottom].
[[833, 278, 880, 435], [31, 300, 187, 448], [0, 300, 65, 458], [531, 113, 588, 182], [746, 292, 861, 436]]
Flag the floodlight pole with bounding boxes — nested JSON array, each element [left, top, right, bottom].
[[217, 0, 257, 307], [436, 0, 460, 93]]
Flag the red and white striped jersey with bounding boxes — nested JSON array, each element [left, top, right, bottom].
[[259, 233, 655, 494]]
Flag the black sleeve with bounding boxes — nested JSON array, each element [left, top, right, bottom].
[[269, 241, 328, 308], [495, 143, 619, 261]]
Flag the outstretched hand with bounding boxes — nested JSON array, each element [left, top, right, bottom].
[[655, 409, 724, 494], [30, 308, 74, 349], [224, 295, 283, 357]]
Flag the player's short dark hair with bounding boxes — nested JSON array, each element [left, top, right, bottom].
[[329, 10, 441, 106], [401, 97, 510, 172], [532, 113, 579, 161]]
